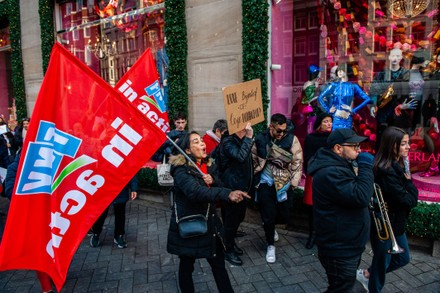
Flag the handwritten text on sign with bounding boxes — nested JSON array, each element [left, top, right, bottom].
[[222, 79, 264, 134]]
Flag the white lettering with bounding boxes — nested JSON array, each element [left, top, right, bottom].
[[22, 171, 52, 191], [46, 169, 106, 258], [76, 170, 104, 195], [60, 190, 86, 215]]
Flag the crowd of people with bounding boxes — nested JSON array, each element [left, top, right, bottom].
[[137, 109, 418, 293], [0, 106, 421, 293]]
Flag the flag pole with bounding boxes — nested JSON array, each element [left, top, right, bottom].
[[165, 135, 204, 175]]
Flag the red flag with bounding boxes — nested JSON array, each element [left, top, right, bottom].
[[0, 43, 166, 291], [116, 48, 170, 133]]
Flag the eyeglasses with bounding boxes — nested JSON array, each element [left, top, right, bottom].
[[274, 128, 287, 134], [340, 144, 361, 150]]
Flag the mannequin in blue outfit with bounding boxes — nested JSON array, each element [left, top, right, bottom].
[[318, 63, 372, 129]]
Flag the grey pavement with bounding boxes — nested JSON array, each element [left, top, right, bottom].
[[0, 192, 439, 293]]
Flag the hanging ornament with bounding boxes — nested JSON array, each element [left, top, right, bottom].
[[95, 0, 118, 18], [402, 42, 411, 51], [365, 31, 373, 39], [386, 40, 394, 49], [353, 22, 360, 32]]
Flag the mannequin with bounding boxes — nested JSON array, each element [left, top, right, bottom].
[[369, 48, 416, 150], [317, 63, 371, 129], [291, 64, 323, 137]]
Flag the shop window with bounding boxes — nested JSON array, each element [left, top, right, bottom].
[[294, 13, 306, 31], [294, 63, 306, 85], [56, 0, 166, 87], [65, 3, 72, 16], [294, 37, 306, 56], [76, 0, 82, 12], [308, 36, 319, 55], [308, 11, 319, 29]]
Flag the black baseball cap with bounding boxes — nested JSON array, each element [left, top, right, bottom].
[[327, 128, 367, 148]]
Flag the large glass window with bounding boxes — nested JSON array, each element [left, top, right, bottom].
[[272, 0, 440, 179], [0, 19, 13, 124], [56, 0, 166, 87]]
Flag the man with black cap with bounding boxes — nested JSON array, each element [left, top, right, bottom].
[[307, 128, 374, 292]]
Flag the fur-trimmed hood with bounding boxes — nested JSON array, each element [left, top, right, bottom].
[[168, 153, 214, 167]]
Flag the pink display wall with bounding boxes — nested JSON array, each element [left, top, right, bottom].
[[0, 51, 11, 119], [270, 2, 293, 118]]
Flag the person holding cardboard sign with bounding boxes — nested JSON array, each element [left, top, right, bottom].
[[216, 122, 254, 266]]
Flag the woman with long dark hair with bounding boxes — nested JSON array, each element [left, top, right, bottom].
[[356, 126, 418, 292], [166, 131, 249, 293]]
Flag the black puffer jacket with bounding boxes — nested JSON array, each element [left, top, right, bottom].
[[308, 147, 374, 258], [167, 154, 231, 258], [217, 133, 253, 192], [375, 162, 418, 236]]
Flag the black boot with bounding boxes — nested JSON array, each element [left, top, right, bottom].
[[305, 232, 315, 249], [225, 250, 243, 266]]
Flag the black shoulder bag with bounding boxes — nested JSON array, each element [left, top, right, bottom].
[[175, 203, 210, 238]]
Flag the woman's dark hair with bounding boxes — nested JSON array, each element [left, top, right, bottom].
[[313, 113, 332, 131], [373, 126, 407, 172], [175, 131, 199, 155]]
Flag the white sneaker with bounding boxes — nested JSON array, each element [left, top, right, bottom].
[[356, 269, 369, 292], [266, 245, 276, 263], [274, 230, 279, 242]]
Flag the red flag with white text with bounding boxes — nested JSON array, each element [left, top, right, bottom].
[[0, 43, 166, 291], [116, 48, 170, 133]]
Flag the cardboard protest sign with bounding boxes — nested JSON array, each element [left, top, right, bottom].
[[222, 79, 264, 134]]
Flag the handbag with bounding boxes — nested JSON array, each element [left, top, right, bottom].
[[157, 157, 174, 187], [175, 203, 210, 238], [267, 143, 293, 169]]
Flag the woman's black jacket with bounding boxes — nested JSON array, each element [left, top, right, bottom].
[[374, 162, 418, 235], [167, 154, 231, 258]]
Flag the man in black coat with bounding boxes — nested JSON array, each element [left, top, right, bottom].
[[308, 128, 374, 292], [217, 122, 254, 266]]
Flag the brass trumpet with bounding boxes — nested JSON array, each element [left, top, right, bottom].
[[377, 83, 394, 109], [370, 183, 404, 254]]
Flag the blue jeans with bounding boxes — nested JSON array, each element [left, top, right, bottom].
[[318, 253, 362, 293], [368, 233, 410, 293]]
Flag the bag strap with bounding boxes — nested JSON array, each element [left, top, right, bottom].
[[162, 155, 166, 164], [174, 201, 210, 224]]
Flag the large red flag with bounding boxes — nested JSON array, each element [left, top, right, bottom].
[[116, 48, 170, 133], [0, 43, 166, 291]]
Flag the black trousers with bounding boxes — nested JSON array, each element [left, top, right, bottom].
[[223, 200, 246, 251], [318, 253, 362, 293], [257, 183, 291, 245], [178, 238, 234, 293], [92, 202, 127, 237]]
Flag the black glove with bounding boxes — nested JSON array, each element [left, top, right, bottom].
[[357, 152, 374, 167]]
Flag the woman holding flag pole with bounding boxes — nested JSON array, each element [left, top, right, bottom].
[[166, 131, 250, 292]]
